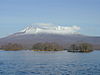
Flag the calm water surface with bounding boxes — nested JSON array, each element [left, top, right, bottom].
[[0, 50, 100, 75]]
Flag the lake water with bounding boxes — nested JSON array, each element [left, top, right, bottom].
[[0, 50, 100, 75]]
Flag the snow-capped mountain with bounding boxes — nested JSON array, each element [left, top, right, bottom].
[[18, 23, 80, 35], [0, 23, 100, 50]]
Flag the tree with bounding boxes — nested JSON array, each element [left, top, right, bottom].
[[69, 43, 93, 52], [32, 42, 63, 51], [78, 43, 93, 52], [1, 43, 23, 50], [69, 44, 78, 51]]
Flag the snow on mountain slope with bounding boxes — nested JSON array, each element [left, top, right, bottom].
[[19, 23, 80, 35]]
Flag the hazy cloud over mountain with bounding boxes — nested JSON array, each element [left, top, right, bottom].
[[21, 23, 80, 34]]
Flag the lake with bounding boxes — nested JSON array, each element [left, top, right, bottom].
[[0, 50, 100, 75]]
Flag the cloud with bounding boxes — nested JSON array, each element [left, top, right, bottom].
[[63, 25, 80, 33], [31, 23, 55, 27], [22, 23, 80, 34]]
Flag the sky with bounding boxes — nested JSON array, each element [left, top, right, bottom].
[[0, 0, 100, 37]]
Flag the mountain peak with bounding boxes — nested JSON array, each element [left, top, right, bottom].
[[19, 23, 80, 35]]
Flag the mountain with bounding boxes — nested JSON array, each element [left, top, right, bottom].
[[0, 24, 100, 50]]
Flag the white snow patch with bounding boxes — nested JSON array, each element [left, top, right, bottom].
[[20, 23, 80, 35]]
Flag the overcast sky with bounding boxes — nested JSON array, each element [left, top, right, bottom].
[[0, 0, 100, 37]]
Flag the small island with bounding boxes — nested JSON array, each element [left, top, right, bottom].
[[32, 42, 63, 51], [68, 43, 93, 52]]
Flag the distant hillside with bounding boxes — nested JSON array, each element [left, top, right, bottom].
[[0, 33, 100, 50]]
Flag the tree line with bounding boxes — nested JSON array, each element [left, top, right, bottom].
[[0, 43, 23, 51], [32, 42, 63, 51], [68, 43, 93, 52], [0, 42, 93, 52]]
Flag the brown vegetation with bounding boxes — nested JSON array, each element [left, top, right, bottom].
[[1, 43, 23, 51], [68, 43, 93, 52], [32, 42, 63, 51]]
